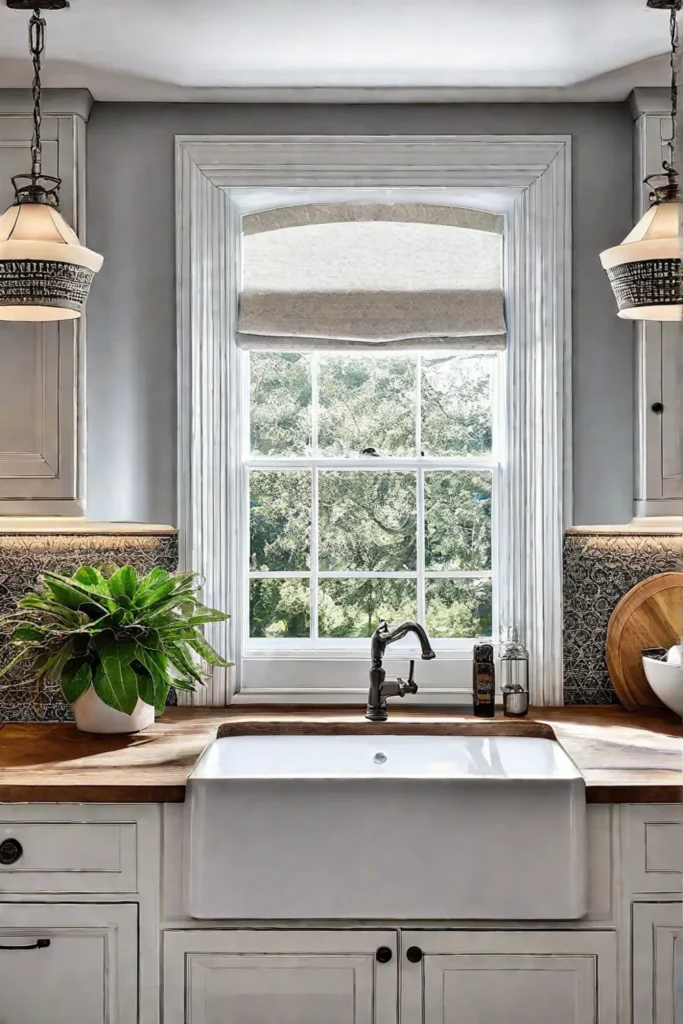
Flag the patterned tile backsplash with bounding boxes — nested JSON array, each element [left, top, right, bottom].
[[1, 524, 678, 716], [0, 528, 178, 722], [563, 529, 683, 705]]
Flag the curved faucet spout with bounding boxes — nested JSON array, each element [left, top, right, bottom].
[[371, 619, 436, 668]]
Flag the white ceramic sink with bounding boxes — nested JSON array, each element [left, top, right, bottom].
[[184, 727, 587, 921]]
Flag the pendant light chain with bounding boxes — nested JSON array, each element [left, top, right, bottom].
[[29, 8, 46, 179], [666, 3, 681, 171]]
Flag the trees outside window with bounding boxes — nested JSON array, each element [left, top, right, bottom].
[[245, 350, 499, 649]]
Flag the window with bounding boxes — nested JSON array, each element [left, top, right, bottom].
[[177, 136, 570, 706], [239, 347, 502, 693]]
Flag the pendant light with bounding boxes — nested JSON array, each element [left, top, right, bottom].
[[601, 0, 683, 322], [0, 0, 103, 322]]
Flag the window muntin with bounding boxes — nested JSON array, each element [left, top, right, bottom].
[[243, 350, 500, 651]]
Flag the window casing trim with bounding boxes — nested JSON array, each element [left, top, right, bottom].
[[175, 134, 572, 706]]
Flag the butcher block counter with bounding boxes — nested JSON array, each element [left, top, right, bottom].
[[0, 705, 680, 804]]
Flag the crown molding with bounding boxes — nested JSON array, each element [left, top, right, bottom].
[[629, 87, 671, 118], [0, 87, 93, 120]]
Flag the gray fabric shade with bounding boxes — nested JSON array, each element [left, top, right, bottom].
[[236, 203, 506, 351]]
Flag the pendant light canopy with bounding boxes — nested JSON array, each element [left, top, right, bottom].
[[0, 1, 103, 322], [601, 0, 683, 322]]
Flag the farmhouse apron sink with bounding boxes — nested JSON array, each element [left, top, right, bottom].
[[184, 722, 587, 921]]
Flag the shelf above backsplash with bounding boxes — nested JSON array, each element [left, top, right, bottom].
[[0, 518, 177, 535], [567, 517, 683, 537]]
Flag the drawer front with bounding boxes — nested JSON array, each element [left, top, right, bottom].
[[0, 820, 137, 893], [625, 806, 683, 895], [0, 902, 138, 1024]]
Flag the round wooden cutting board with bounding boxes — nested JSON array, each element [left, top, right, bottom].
[[606, 571, 683, 710]]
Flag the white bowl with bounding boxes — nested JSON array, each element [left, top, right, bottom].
[[642, 655, 683, 717]]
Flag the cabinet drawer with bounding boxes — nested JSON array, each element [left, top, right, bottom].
[[0, 902, 137, 1024], [624, 806, 683, 894], [0, 819, 137, 893]]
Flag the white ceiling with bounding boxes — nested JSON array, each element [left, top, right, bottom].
[[0, 0, 675, 102]]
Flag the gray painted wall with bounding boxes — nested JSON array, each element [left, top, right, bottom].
[[86, 102, 634, 526]]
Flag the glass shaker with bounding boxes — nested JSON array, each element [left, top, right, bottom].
[[499, 627, 529, 717]]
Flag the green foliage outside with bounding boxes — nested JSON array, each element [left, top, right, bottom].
[[249, 352, 494, 640], [0, 566, 229, 714]]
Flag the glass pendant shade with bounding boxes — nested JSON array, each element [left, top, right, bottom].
[[600, 199, 682, 321], [0, 200, 103, 322]]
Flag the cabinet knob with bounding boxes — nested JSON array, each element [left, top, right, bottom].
[[651, 402, 664, 415], [0, 839, 23, 866], [375, 946, 393, 963], [406, 946, 423, 963]]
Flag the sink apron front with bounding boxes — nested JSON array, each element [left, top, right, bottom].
[[184, 732, 587, 921]]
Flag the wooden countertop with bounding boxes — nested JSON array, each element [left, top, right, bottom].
[[0, 706, 681, 804]]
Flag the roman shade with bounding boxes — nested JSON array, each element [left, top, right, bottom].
[[236, 203, 506, 350]]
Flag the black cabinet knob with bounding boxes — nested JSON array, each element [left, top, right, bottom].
[[376, 946, 393, 963], [0, 839, 23, 866], [652, 402, 664, 415], [406, 946, 423, 963]]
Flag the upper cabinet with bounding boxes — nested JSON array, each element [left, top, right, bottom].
[[632, 91, 683, 517], [0, 91, 91, 515]]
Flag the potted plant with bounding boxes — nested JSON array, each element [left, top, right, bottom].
[[0, 565, 229, 734]]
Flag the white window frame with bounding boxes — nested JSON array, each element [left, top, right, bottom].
[[176, 134, 572, 706]]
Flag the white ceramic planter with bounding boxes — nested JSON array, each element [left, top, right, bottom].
[[72, 686, 155, 735]]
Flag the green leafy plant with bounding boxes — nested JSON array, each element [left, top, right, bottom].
[[0, 565, 230, 716]]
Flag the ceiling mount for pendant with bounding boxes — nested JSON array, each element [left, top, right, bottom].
[[0, 0, 102, 322], [6, 1, 70, 9], [646, 0, 681, 10]]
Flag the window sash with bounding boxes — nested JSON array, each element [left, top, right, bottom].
[[240, 349, 501, 665]]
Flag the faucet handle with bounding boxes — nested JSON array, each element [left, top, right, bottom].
[[396, 661, 418, 697]]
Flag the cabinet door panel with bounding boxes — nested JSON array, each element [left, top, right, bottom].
[[401, 930, 617, 1024], [633, 112, 683, 513], [164, 929, 398, 1024], [0, 115, 81, 512], [661, 327, 683, 498], [424, 952, 596, 1024], [633, 902, 683, 1024], [189, 953, 373, 1024], [0, 902, 137, 1024]]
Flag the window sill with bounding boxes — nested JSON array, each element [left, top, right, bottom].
[[237, 648, 487, 701]]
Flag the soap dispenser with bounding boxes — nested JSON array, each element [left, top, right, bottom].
[[472, 642, 495, 718], [500, 627, 530, 717]]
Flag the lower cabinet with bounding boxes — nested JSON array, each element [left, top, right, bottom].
[[400, 930, 618, 1024], [632, 902, 683, 1024], [0, 902, 138, 1024], [163, 929, 399, 1024], [164, 928, 618, 1024]]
